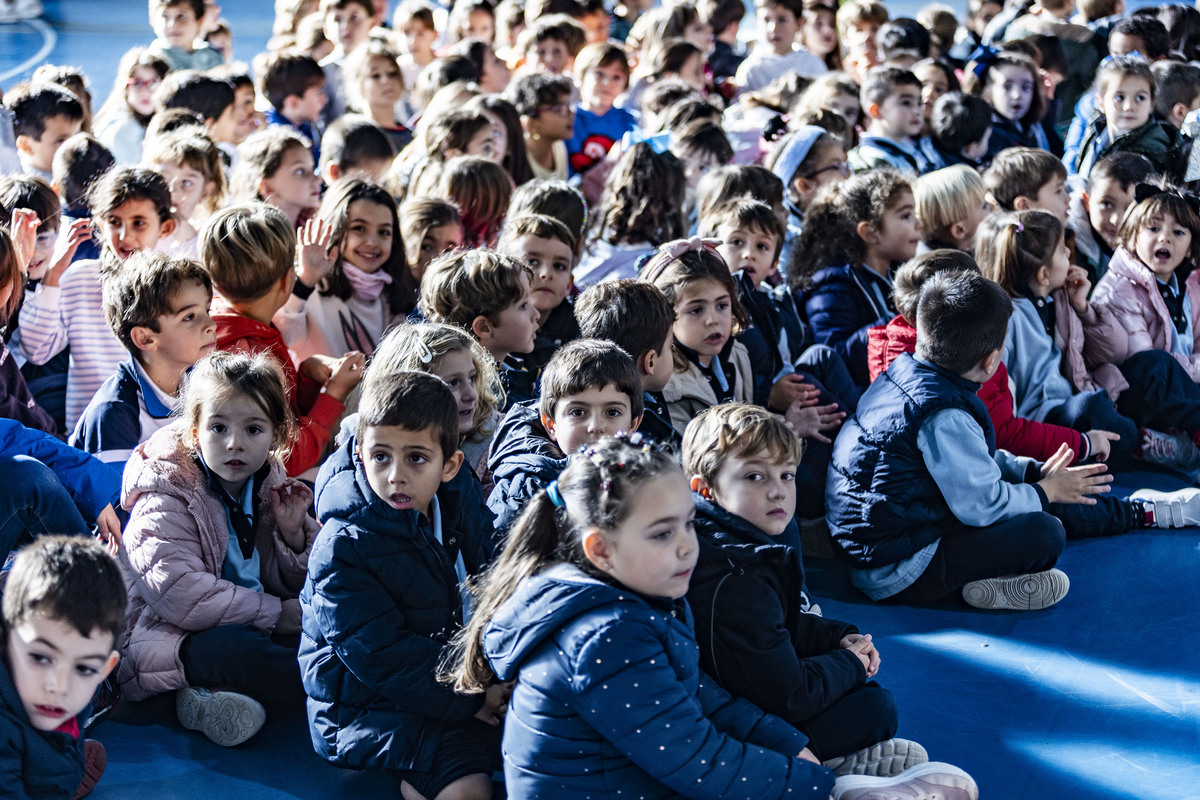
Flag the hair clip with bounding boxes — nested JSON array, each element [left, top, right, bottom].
[[416, 337, 434, 364], [1013, 222, 1024, 233], [1134, 182, 1200, 215], [546, 481, 565, 508]]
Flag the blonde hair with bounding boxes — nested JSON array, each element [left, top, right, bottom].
[[179, 350, 296, 461], [369, 322, 503, 443], [199, 203, 296, 304], [915, 164, 985, 244], [418, 248, 532, 329], [682, 403, 802, 484]]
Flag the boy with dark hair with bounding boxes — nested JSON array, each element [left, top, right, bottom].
[[515, 15, 584, 75], [698, 0, 747, 81], [850, 67, 943, 175], [1070, 151, 1153, 284], [877, 17, 931, 63], [827, 271, 1106, 609], [1152, 61, 1200, 129], [147, 0, 224, 71], [982, 146, 1069, 216], [51, 133, 114, 265], [837, 0, 888, 81], [318, 115, 395, 185], [156, 71, 238, 146], [735, 0, 827, 94], [575, 279, 679, 445], [929, 92, 993, 168], [71, 251, 216, 471], [4, 83, 84, 181], [487, 338, 643, 533], [258, 49, 327, 165], [1, 535, 125, 798], [301, 370, 500, 800]]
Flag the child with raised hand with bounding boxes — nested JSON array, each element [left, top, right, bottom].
[[301, 370, 500, 800], [201, 203, 364, 478], [231, 127, 323, 227], [791, 169, 922, 388], [118, 351, 317, 747], [1070, 152, 1152, 285], [398, 196, 463, 287], [848, 67, 943, 176], [276, 178, 408, 362], [144, 128, 227, 260], [978, 208, 1200, 479], [962, 49, 1052, 158], [445, 434, 978, 800], [1071, 54, 1183, 179], [14, 168, 170, 432]]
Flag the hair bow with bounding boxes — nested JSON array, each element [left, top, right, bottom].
[[967, 44, 1001, 80], [621, 128, 671, 155], [546, 481, 565, 508], [639, 237, 724, 283], [1134, 182, 1200, 215]]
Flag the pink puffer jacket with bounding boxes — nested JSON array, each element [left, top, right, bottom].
[[115, 423, 317, 701]]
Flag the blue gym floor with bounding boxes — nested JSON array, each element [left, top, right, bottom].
[[6, 2, 1200, 798]]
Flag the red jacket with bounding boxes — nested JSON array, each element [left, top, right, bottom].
[[867, 316, 1084, 463], [212, 303, 344, 477]]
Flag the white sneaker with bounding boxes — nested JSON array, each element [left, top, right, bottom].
[[823, 738, 929, 777], [1131, 487, 1200, 528], [962, 569, 1069, 611], [176, 687, 265, 747], [832, 762, 978, 800]]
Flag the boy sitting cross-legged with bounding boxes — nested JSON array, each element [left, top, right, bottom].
[[300, 371, 502, 800], [683, 403, 929, 777], [71, 251, 217, 473], [486, 338, 643, 535], [1, 535, 125, 798]]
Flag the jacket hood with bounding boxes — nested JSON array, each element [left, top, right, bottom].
[[487, 400, 567, 482], [693, 493, 801, 570], [123, 422, 228, 510]]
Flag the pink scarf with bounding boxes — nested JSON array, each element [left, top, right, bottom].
[[343, 261, 393, 301]]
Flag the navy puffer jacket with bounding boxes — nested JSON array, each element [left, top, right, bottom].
[[0, 649, 87, 799], [797, 264, 893, 387], [299, 437, 495, 771], [486, 400, 566, 536], [484, 562, 837, 800]]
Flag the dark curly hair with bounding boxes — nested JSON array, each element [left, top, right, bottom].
[[591, 143, 685, 247]]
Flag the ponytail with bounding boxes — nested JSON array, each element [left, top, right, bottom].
[[974, 210, 1061, 296]]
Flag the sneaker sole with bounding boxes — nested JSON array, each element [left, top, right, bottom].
[[832, 761, 978, 800], [177, 688, 266, 747], [962, 569, 1069, 611], [823, 738, 929, 777]]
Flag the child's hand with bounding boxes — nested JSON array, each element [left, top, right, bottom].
[[1065, 266, 1091, 315], [41, 218, 92, 286], [474, 682, 510, 726], [324, 351, 366, 402], [9, 208, 38, 274], [1037, 443, 1112, 504], [270, 478, 313, 552], [783, 400, 845, 444], [840, 633, 881, 677], [768, 374, 819, 413], [276, 598, 303, 635], [797, 746, 821, 764], [296, 217, 339, 290], [94, 504, 123, 554], [1084, 429, 1121, 462], [299, 355, 336, 385]]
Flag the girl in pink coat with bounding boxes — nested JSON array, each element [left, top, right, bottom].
[[117, 351, 318, 747]]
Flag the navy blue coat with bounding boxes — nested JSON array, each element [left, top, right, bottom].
[[736, 272, 812, 409], [486, 401, 566, 536], [797, 265, 893, 388], [483, 562, 837, 800], [0, 648, 87, 799], [299, 437, 495, 771]]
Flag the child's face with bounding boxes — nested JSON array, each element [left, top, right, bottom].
[[530, 38, 570, 74], [1031, 175, 1070, 219], [870, 190, 922, 263], [462, 124, 500, 162], [985, 64, 1035, 123], [363, 54, 405, 110], [1039, 233, 1071, 292], [431, 347, 480, 436], [259, 147, 322, 221], [7, 613, 118, 732], [402, 21, 437, 56], [581, 61, 629, 111], [27, 222, 59, 282], [673, 278, 732, 364], [704, 449, 798, 537], [143, 281, 217, 378], [915, 62, 949, 122], [1085, 176, 1135, 249], [127, 66, 162, 117], [480, 272, 540, 360], [208, 29, 233, 61], [684, 16, 714, 54], [232, 85, 259, 144], [1107, 31, 1145, 58], [343, 199, 395, 275], [714, 223, 779, 287], [529, 98, 575, 142], [680, 149, 722, 200], [796, 142, 849, 201], [1100, 75, 1152, 133], [194, 393, 275, 496], [801, 8, 838, 58], [826, 92, 860, 126], [155, 3, 201, 49], [19, 114, 82, 172], [358, 424, 462, 518], [758, 4, 799, 56], [463, 9, 495, 43], [587, 470, 697, 599], [845, 21, 880, 57], [414, 222, 464, 279], [956, 196, 992, 250], [504, 233, 573, 316], [581, 9, 611, 43], [1135, 211, 1193, 280], [292, 83, 328, 123], [968, 1, 1002, 36], [673, 53, 706, 92], [963, 126, 992, 161], [156, 161, 213, 222], [325, 2, 375, 51], [545, 383, 640, 455], [479, 46, 510, 94], [97, 198, 173, 260], [207, 102, 240, 144], [874, 86, 923, 141]]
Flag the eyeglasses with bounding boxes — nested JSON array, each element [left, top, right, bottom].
[[128, 78, 161, 91], [804, 160, 852, 179], [539, 102, 574, 116]]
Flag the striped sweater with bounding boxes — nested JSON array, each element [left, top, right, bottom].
[[15, 259, 126, 431]]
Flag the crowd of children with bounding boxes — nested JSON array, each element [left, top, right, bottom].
[[5, 0, 1200, 797]]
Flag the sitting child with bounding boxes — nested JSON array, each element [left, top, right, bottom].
[[300, 371, 500, 800], [118, 351, 318, 746], [848, 67, 943, 176], [684, 403, 926, 776], [1, 536, 124, 798], [1069, 152, 1152, 285], [914, 165, 990, 253], [487, 338, 643, 535], [567, 42, 636, 177], [928, 92, 993, 170]]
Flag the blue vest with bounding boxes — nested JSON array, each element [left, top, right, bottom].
[[826, 353, 994, 567]]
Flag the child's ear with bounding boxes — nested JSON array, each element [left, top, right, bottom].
[[581, 526, 613, 572], [1035, 264, 1051, 286], [866, 101, 882, 119], [689, 474, 713, 499], [540, 412, 558, 442], [628, 413, 643, 434], [1012, 195, 1032, 211], [257, 176, 274, 200], [322, 162, 342, 185], [129, 325, 159, 352], [15, 134, 34, 156], [444, 147, 463, 159], [638, 349, 656, 377], [471, 314, 492, 342], [1080, 191, 1090, 214], [982, 347, 1003, 375], [949, 219, 968, 243], [100, 650, 120, 682], [856, 219, 877, 244], [1172, 102, 1190, 127], [441, 449, 465, 483], [159, 217, 177, 238]]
